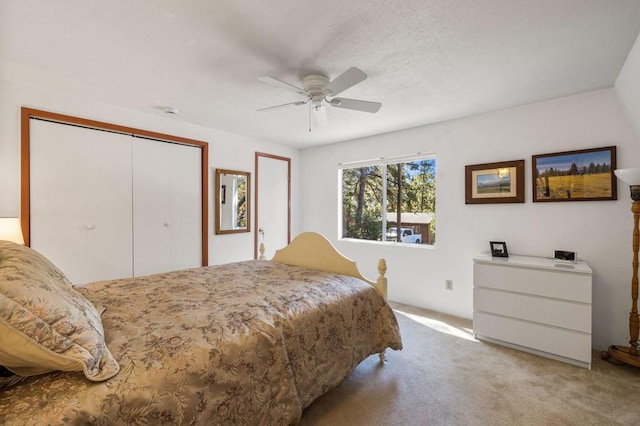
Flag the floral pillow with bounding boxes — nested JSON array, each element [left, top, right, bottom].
[[0, 240, 119, 381]]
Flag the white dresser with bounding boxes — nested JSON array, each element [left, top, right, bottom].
[[473, 254, 593, 369]]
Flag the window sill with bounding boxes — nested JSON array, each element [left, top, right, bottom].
[[338, 237, 436, 250]]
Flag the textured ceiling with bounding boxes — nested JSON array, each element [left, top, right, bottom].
[[2, 0, 640, 149]]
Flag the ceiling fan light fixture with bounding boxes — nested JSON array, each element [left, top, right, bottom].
[[311, 104, 328, 127]]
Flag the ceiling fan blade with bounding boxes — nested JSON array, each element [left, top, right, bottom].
[[258, 76, 309, 97], [311, 104, 328, 127], [257, 100, 308, 111], [329, 97, 381, 113], [323, 67, 367, 96]]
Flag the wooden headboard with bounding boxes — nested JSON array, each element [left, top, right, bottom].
[[271, 232, 388, 298]]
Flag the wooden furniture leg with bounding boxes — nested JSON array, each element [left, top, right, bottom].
[[605, 200, 640, 366]]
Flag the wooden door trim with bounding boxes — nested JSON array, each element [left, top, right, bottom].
[[21, 107, 209, 266], [254, 152, 291, 259]]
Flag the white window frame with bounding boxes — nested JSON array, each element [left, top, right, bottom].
[[338, 152, 436, 246]]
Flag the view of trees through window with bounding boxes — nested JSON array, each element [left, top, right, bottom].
[[236, 179, 247, 228], [341, 158, 436, 245]]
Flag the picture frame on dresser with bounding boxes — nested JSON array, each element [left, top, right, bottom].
[[532, 146, 617, 202], [465, 160, 525, 204], [490, 241, 509, 257]]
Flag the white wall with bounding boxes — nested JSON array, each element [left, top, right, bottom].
[[0, 78, 301, 265], [615, 31, 640, 139], [300, 88, 639, 350]]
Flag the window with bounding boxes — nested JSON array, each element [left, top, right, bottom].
[[340, 155, 436, 245]]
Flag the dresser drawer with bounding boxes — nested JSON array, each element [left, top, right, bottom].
[[474, 288, 591, 333], [474, 262, 591, 303], [474, 312, 591, 364]]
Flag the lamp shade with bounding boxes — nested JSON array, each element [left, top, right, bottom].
[[614, 168, 640, 186], [0, 218, 25, 244]]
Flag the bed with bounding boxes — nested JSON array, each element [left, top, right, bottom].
[[0, 232, 402, 425]]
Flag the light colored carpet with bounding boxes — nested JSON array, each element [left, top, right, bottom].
[[300, 302, 640, 425]]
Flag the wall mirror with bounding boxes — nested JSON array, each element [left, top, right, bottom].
[[215, 169, 251, 234]]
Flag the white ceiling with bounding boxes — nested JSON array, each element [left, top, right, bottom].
[[2, 0, 640, 149]]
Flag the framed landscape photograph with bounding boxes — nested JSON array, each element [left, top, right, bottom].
[[465, 160, 525, 204], [532, 146, 617, 202]]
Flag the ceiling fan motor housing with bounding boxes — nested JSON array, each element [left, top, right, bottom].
[[303, 74, 331, 104]]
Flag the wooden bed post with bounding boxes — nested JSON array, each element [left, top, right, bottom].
[[377, 258, 388, 299]]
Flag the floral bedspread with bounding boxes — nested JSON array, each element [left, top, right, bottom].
[[0, 260, 402, 425]]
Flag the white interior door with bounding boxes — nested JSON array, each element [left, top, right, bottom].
[[133, 138, 171, 276], [256, 153, 290, 259], [30, 119, 133, 284], [167, 142, 202, 270], [133, 139, 201, 276]]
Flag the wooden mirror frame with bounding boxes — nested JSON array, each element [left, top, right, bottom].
[[215, 168, 251, 234]]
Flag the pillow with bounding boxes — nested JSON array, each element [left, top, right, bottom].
[[0, 240, 119, 381]]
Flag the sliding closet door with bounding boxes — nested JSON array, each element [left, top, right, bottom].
[[132, 138, 202, 276], [30, 119, 133, 284], [167, 143, 202, 270]]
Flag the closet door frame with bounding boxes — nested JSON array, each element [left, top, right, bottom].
[[20, 107, 209, 266]]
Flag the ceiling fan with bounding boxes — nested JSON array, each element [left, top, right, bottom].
[[257, 67, 381, 131]]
